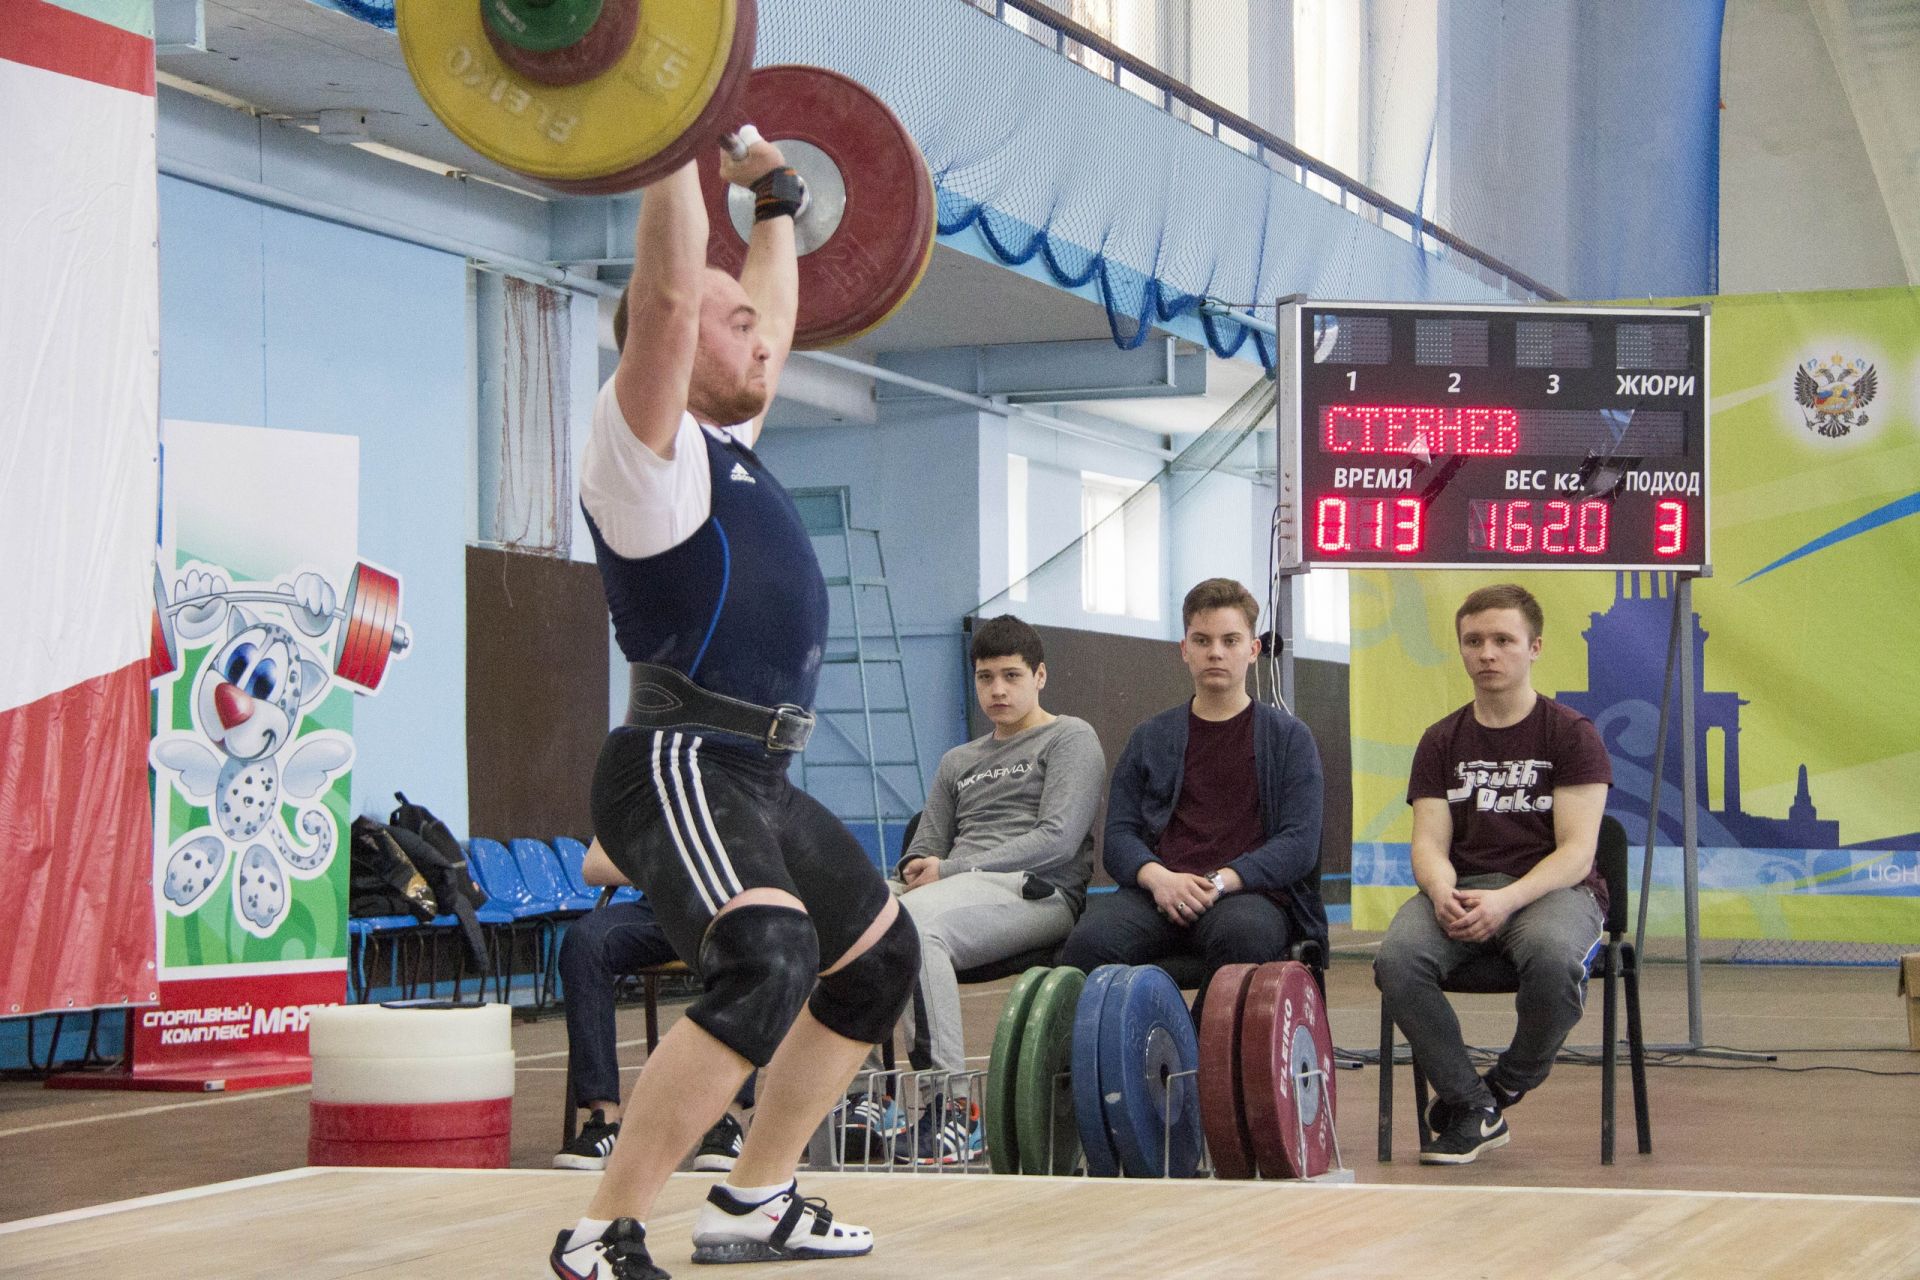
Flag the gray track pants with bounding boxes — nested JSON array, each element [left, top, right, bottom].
[[885, 869, 1076, 1084], [1374, 873, 1604, 1112]]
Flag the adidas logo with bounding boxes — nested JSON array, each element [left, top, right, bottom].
[[729, 462, 756, 485]]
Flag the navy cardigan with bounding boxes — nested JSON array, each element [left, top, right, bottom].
[[1102, 699, 1328, 948]]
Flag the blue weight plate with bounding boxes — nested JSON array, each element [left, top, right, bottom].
[[1071, 964, 1125, 1177], [1098, 965, 1204, 1178]]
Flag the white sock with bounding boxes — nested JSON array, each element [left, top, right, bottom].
[[567, 1218, 617, 1251], [718, 1180, 790, 1206]]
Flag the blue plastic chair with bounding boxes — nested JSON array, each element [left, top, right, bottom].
[[552, 834, 642, 904], [468, 838, 553, 1004], [511, 838, 591, 916], [346, 913, 418, 1002]]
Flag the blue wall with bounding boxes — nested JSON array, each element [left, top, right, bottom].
[[158, 177, 473, 828]]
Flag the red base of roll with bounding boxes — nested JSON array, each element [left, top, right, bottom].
[[309, 1096, 513, 1142], [308, 1133, 510, 1168], [308, 1096, 512, 1167]]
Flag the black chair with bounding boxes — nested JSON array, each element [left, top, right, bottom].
[[1374, 815, 1650, 1164]]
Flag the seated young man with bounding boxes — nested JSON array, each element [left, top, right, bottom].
[[853, 615, 1104, 1164], [552, 840, 753, 1174], [1058, 578, 1326, 1017], [1374, 583, 1611, 1166]]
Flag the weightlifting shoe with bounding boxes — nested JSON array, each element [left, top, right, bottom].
[[693, 1112, 745, 1173], [1419, 1106, 1509, 1165], [690, 1181, 873, 1263], [549, 1218, 668, 1280], [553, 1109, 620, 1171]]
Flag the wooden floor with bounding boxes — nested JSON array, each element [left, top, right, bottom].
[[5, 940, 1917, 1244], [6, 1166, 1920, 1279]]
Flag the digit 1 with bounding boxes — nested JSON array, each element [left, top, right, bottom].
[[1654, 500, 1685, 556], [1365, 498, 1386, 551], [1346, 370, 1357, 391]]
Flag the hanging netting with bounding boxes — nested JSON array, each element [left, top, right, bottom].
[[493, 274, 573, 557]]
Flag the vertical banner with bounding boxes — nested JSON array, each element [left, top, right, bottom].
[[0, 2, 160, 1019], [1350, 289, 1920, 958], [82, 421, 387, 1090]]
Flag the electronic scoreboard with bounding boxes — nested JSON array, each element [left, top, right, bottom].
[[1278, 302, 1709, 572]]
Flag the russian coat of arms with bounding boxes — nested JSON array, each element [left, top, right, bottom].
[[1793, 353, 1877, 438]]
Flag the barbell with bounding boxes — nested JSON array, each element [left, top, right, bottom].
[[149, 562, 410, 694], [395, 4, 937, 347]]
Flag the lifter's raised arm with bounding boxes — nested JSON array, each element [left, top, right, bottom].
[[612, 162, 707, 457], [721, 134, 801, 444]]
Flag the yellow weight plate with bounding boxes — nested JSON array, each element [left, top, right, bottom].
[[398, 0, 740, 183]]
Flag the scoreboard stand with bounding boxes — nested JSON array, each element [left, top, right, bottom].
[[1259, 298, 1744, 1058]]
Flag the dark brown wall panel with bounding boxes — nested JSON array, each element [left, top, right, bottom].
[[964, 620, 1351, 900], [466, 546, 607, 841]]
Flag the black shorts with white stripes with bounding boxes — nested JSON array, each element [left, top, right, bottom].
[[590, 726, 893, 971]]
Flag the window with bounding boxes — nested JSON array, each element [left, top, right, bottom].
[[1080, 471, 1161, 620], [1008, 453, 1029, 603], [1293, 0, 1362, 199]]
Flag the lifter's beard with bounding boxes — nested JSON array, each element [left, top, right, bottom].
[[690, 371, 769, 430]]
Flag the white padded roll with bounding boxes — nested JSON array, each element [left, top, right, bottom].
[[310, 1050, 517, 1104], [308, 1002, 511, 1060]]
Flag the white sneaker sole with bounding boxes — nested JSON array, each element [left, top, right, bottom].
[[692, 1153, 738, 1172], [1419, 1130, 1510, 1165], [551, 1153, 609, 1171]]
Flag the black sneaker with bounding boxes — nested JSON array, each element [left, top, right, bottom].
[[693, 1112, 744, 1173], [840, 1091, 904, 1163], [1419, 1106, 1510, 1165], [1485, 1073, 1528, 1112], [553, 1109, 621, 1171], [549, 1217, 668, 1280]]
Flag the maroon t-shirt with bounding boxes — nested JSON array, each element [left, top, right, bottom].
[[1407, 695, 1613, 909], [1156, 704, 1265, 876]]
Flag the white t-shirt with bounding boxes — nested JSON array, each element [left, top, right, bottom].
[[579, 379, 751, 560]]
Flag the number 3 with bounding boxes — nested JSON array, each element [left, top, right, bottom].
[[1547, 374, 1561, 395]]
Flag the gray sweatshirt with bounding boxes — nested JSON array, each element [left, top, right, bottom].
[[901, 715, 1107, 911]]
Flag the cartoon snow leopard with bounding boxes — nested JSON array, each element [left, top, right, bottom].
[[152, 591, 353, 936]]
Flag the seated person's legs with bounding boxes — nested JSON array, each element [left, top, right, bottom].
[[554, 900, 676, 1169], [890, 868, 1074, 1162], [1184, 890, 1294, 1023], [1373, 888, 1489, 1115], [1056, 884, 1181, 971], [1491, 882, 1604, 1102]]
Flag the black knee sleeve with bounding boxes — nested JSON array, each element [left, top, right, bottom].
[[808, 908, 920, 1044], [687, 905, 818, 1067]]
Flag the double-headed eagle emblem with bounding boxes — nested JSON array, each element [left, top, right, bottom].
[[1794, 353, 1877, 437]]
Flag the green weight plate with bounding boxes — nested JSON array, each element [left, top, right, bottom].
[[1014, 965, 1085, 1175], [985, 966, 1050, 1175]]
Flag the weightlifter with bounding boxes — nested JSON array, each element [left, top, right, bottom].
[[550, 135, 918, 1280], [1373, 583, 1611, 1165]]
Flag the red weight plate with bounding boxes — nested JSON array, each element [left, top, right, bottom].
[[1240, 961, 1338, 1180], [352, 565, 399, 691], [1197, 963, 1258, 1180], [337, 564, 397, 692], [485, 0, 639, 88], [540, 0, 757, 195], [697, 65, 937, 348], [333, 564, 376, 690]]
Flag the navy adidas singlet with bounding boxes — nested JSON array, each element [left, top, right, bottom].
[[584, 424, 829, 745]]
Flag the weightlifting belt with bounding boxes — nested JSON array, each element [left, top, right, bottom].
[[625, 662, 815, 754]]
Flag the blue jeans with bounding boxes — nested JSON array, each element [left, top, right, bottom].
[[1374, 874, 1604, 1112], [558, 900, 754, 1110]]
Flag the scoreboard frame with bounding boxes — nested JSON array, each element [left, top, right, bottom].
[[1278, 300, 1711, 573]]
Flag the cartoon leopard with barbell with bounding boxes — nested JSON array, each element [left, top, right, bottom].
[[152, 566, 355, 938]]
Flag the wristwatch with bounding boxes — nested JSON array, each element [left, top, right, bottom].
[[1209, 870, 1228, 895]]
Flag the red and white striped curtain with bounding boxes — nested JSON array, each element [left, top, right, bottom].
[[0, 1, 161, 1016]]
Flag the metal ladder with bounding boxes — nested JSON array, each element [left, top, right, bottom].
[[789, 487, 927, 870]]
